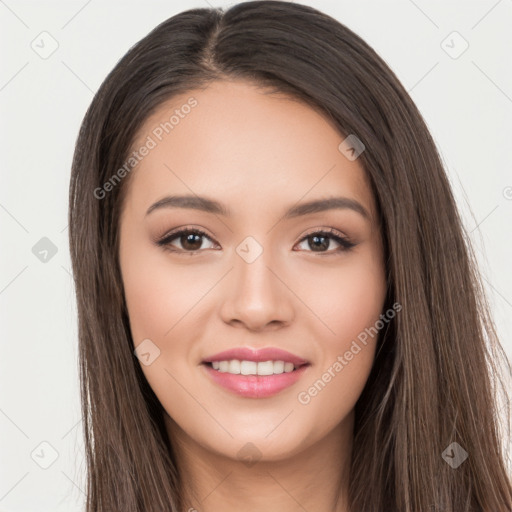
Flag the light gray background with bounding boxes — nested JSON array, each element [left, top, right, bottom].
[[1, 0, 511, 510]]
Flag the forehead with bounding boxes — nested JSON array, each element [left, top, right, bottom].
[[124, 79, 377, 222]]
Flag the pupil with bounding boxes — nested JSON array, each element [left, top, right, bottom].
[[311, 235, 328, 251], [183, 233, 201, 250]]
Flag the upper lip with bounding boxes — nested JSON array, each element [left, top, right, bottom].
[[202, 347, 309, 367]]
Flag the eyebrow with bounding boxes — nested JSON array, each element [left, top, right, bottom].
[[145, 194, 370, 221]]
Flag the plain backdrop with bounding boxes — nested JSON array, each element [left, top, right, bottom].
[[1, 0, 511, 510]]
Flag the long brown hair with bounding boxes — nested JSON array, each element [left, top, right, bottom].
[[68, 1, 512, 510]]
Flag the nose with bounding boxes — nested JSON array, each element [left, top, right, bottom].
[[219, 247, 295, 332]]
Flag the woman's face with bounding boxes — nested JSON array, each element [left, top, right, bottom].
[[119, 79, 387, 462]]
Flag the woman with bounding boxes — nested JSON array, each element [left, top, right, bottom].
[[68, 1, 512, 510]]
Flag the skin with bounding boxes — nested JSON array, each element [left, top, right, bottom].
[[118, 79, 387, 512]]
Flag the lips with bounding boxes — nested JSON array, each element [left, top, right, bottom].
[[201, 346, 311, 398], [202, 362, 310, 398], [201, 346, 309, 367]]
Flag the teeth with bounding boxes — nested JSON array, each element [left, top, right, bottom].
[[210, 360, 297, 375], [229, 360, 241, 374]]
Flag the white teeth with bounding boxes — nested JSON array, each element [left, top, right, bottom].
[[229, 360, 241, 374], [257, 361, 274, 376], [240, 360, 257, 375], [273, 360, 284, 374], [284, 362, 294, 373], [209, 359, 298, 375]]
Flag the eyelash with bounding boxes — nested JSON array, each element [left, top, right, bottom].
[[155, 226, 356, 256]]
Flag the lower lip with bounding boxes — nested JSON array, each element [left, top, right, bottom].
[[202, 363, 310, 398]]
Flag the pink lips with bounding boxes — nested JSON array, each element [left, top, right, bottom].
[[201, 346, 310, 399]]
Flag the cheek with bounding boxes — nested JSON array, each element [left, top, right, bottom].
[[292, 250, 386, 412], [121, 245, 209, 344], [120, 245, 209, 415], [295, 251, 386, 349]]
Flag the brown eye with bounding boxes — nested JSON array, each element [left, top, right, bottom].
[[295, 229, 356, 254], [157, 228, 217, 253]]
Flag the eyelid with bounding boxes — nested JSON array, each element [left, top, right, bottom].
[[300, 226, 349, 240]]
